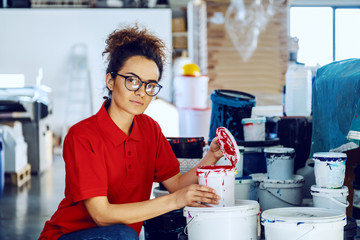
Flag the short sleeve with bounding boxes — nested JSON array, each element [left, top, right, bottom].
[[152, 124, 180, 183], [63, 129, 108, 202]]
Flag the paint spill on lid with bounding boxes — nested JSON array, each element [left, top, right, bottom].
[[216, 127, 240, 168]]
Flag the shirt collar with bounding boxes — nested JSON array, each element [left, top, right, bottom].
[[96, 101, 142, 146]]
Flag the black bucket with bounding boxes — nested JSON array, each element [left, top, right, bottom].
[[167, 137, 205, 158], [352, 164, 360, 219], [344, 217, 358, 240], [143, 209, 186, 240], [209, 89, 256, 143], [159, 137, 205, 191]]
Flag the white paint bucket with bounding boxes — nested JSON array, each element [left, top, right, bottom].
[[249, 173, 265, 202], [216, 145, 245, 178], [196, 165, 236, 207], [257, 174, 304, 211], [241, 117, 266, 141], [264, 147, 295, 180], [313, 152, 347, 188], [174, 75, 209, 109], [310, 185, 349, 214], [235, 176, 252, 200], [178, 108, 211, 139], [261, 207, 346, 240], [184, 200, 260, 240], [153, 186, 169, 198]]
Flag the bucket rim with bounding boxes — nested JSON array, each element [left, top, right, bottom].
[[184, 200, 259, 215], [167, 137, 205, 144], [235, 178, 253, 184], [260, 175, 304, 188], [241, 117, 266, 124], [196, 165, 235, 174], [261, 207, 346, 224], [313, 152, 347, 159], [310, 185, 349, 196], [264, 147, 295, 154], [249, 173, 268, 181], [213, 89, 255, 101]]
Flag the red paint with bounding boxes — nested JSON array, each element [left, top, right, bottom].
[[197, 165, 235, 187], [216, 127, 238, 168], [197, 165, 234, 171]]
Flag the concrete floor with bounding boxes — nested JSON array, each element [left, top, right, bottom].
[[0, 154, 148, 240], [0, 155, 65, 240]]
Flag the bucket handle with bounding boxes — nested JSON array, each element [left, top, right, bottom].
[[265, 189, 302, 207], [183, 216, 196, 236], [325, 195, 350, 208], [296, 225, 315, 240]]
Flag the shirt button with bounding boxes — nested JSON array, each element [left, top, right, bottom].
[[128, 164, 132, 169], [128, 151, 131, 156]]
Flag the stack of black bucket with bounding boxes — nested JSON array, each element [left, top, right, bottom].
[[143, 137, 205, 240]]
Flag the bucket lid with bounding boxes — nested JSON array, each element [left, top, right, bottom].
[[264, 147, 296, 158], [184, 200, 259, 218], [216, 127, 240, 168], [261, 207, 346, 225], [313, 152, 347, 161], [241, 117, 266, 124], [310, 185, 349, 196]]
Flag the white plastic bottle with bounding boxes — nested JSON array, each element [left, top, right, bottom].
[[284, 58, 312, 116]]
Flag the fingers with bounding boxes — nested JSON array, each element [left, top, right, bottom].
[[186, 184, 220, 206]]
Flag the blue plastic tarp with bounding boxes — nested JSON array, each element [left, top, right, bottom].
[[310, 58, 360, 156]]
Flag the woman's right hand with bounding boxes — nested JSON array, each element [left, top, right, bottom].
[[171, 184, 220, 208]]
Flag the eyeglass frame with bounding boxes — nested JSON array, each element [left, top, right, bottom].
[[111, 72, 163, 97]]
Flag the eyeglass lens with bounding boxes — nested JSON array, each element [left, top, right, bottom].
[[125, 76, 160, 96]]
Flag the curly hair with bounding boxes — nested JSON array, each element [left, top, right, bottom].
[[102, 24, 168, 99]]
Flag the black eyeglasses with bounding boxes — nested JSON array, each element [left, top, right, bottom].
[[111, 72, 162, 97]]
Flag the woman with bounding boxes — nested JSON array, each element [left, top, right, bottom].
[[39, 25, 223, 240]]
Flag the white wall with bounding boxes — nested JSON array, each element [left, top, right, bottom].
[[0, 8, 172, 136]]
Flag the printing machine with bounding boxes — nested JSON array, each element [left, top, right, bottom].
[[0, 85, 52, 174]]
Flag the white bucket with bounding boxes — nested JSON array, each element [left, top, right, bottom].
[[178, 108, 211, 139], [310, 185, 349, 214], [196, 165, 236, 207], [261, 207, 346, 240], [235, 176, 252, 200], [216, 145, 245, 178], [184, 200, 259, 240], [174, 75, 209, 109], [241, 117, 266, 141], [264, 147, 295, 180], [313, 152, 347, 188], [153, 186, 169, 198], [257, 174, 304, 211], [249, 173, 266, 202]]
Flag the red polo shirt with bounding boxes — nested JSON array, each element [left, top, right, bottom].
[[39, 102, 180, 239]]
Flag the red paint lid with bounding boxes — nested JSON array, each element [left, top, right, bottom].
[[216, 127, 240, 168]]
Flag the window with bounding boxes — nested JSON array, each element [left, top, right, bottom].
[[290, 2, 360, 67]]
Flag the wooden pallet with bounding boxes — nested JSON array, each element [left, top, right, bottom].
[[10, 163, 31, 187]]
